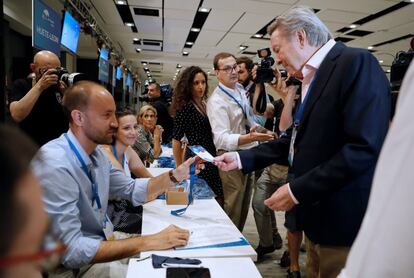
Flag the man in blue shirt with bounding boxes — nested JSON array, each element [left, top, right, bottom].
[[32, 81, 192, 276]]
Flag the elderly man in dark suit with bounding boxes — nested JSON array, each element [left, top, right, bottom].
[[215, 6, 390, 278]]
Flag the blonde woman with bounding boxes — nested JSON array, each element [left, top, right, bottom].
[[132, 105, 163, 165]]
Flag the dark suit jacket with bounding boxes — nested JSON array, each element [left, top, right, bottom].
[[150, 98, 173, 143], [239, 42, 391, 246]]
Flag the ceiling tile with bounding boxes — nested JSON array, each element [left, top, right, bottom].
[[164, 8, 196, 21], [196, 30, 227, 47], [231, 13, 276, 34], [165, 0, 199, 10], [128, 0, 162, 8], [203, 9, 244, 31], [317, 9, 368, 24]]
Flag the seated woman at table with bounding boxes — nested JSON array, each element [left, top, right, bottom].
[[171, 66, 224, 206], [102, 110, 159, 234], [132, 105, 163, 166]]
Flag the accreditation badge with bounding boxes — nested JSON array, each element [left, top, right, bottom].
[[103, 214, 115, 241], [288, 126, 297, 167]]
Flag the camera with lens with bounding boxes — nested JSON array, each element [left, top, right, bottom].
[[51, 67, 88, 87], [390, 49, 413, 91], [279, 69, 302, 87], [256, 48, 275, 83], [256, 48, 301, 86], [138, 95, 150, 102]]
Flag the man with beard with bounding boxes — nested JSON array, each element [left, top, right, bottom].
[[236, 56, 270, 126], [8, 50, 68, 146], [32, 81, 193, 277]]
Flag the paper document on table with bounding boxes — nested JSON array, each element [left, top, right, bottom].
[[188, 145, 215, 163], [179, 225, 240, 249]]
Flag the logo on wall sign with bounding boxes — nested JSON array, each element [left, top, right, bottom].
[[42, 9, 55, 27], [55, 92, 62, 104]]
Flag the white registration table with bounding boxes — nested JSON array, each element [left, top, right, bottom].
[[139, 199, 257, 261], [126, 257, 261, 278], [128, 167, 260, 277]]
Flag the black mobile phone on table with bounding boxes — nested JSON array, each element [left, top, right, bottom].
[[166, 267, 211, 278]]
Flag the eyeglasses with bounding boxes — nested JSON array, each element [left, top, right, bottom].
[[0, 234, 67, 272], [217, 64, 239, 74]]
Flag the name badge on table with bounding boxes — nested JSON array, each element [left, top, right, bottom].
[[103, 214, 115, 241]]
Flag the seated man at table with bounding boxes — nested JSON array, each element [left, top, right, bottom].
[[32, 81, 192, 277]]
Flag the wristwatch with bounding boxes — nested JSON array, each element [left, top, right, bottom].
[[168, 169, 179, 183]]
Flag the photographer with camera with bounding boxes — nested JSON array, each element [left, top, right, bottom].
[[253, 55, 306, 274], [248, 50, 304, 263], [146, 82, 173, 143], [8, 50, 69, 146]]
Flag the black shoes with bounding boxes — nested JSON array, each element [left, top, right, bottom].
[[255, 244, 277, 259], [287, 269, 301, 278], [273, 232, 283, 250], [279, 250, 290, 267], [255, 232, 283, 259]]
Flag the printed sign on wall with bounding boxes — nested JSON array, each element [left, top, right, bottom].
[[32, 0, 61, 56]]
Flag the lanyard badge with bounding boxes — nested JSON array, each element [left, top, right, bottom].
[[288, 71, 318, 167], [170, 164, 196, 216], [288, 125, 297, 166], [103, 214, 115, 241], [65, 133, 102, 210]]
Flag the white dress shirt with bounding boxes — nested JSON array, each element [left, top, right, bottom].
[[207, 82, 258, 151]]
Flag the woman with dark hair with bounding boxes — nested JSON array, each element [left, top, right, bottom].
[[171, 66, 224, 206], [102, 110, 157, 234], [102, 110, 152, 179]]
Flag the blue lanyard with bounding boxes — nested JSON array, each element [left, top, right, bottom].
[[218, 85, 247, 119], [64, 134, 102, 209], [293, 72, 318, 127], [170, 164, 196, 216], [111, 144, 125, 169]]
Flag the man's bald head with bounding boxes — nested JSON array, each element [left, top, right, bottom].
[[63, 81, 117, 147], [62, 81, 113, 123], [31, 50, 61, 80], [33, 50, 59, 64]]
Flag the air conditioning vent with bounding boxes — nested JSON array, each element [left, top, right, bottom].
[[134, 8, 159, 17]]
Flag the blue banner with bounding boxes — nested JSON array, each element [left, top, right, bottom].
[[126, 73, 132, 87], [100, 48, 109, 61], [116, 66, 122, 80], [32, 0, 61, 56], [98, 57, 109, 83]]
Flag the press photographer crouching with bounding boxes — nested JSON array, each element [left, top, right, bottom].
[[8, 50, 86, 146]]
